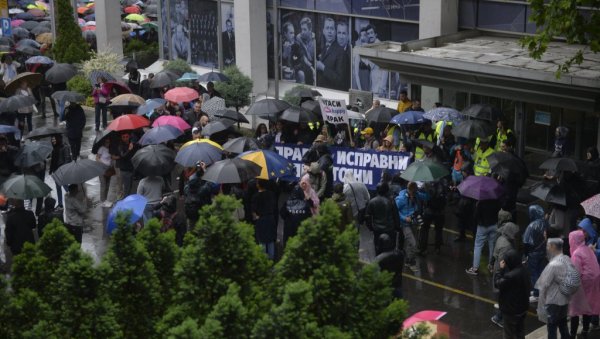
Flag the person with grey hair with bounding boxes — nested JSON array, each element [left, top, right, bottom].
[[535, 238, 573, 339]]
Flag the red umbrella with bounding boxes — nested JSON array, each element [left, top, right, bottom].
[[124, 5, 140, 14], [81, 25, 96, 32], [164, 87, 199, 103], [152, 115, 191, 131], [107, 114, 149, 131], [105, 81, 131, 95]]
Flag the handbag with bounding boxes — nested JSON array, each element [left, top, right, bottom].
[[104, 166, 116, 177], [98, 96, 107, 104]]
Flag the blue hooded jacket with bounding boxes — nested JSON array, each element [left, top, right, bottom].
[[578, 218, 600, 263], [523, 205, 547, 256]]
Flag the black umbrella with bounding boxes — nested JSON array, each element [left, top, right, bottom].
[[149, 70, 179, 88], [0, 36, 14, 47], [365, 106, 397, 124], [197, 71, 230, 83], [245, 98, 290, 116], [461, 104, 502, 121], [301, 99, 321, 114], [201, 119, 235, 136], [30, 25, 51, 35], [202, 158, 262, 184], [15, 38, 40, 49], [488, 151, 528, 184], [20, 20, 39, 31], [451, 120, 494, 139], [0, 174, 51, 199], [539, 157, 578, 173], [0, 95, 37, 112], [92, 130, 117, 154], [222, 136, 259, 154], [16, 45, 40, 55], [88, 70, 116, 86], [15, 12, 35, 20], [51, 159, 109, 186], [213, 109, 249, 123], [12, 27, 31, 39], [530, 183, 566, 206], [25, 126, 65, 140], [287, 87, 321, 98], [14, 141, 52, 167], [280, 106, 321, 123], [45, 63, 78, 84], [131, 144, 176, 176], [125, 60, 138, 72], [51, 91, 85, 103]]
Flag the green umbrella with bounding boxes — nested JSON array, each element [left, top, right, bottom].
[[400, 160, 450, 182], [1, 174, 51, 200]]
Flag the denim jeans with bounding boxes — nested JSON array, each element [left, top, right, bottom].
[[546, 304, 569, 339], [261, 242, 275, 260], [120, 170, 133, 197], [94, 103, 108, 129], [527, 252, 546, 297], [17, 113, 33, 132], [472, 224, 497, 269], [55, 182, 63, 206]]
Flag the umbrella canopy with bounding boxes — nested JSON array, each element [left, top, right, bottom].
[[109, 93, 145, 107], [131, 144, 176, 176], [390, 110, 425, 125], [300, 99, 321, 114], [19, 20, 38, 31], [106, 194, 147, 234], [4, 72, 42, 95], [403, 310, 447, 330], [539, 157, 578, 172], [365, 106, 397, 124], [139, 125, 182, 145], [14, 140, 51, 167], [197, 71, 230, 82], [581, 194, 600, 219], [9, 8, 24, 14], [35, 32, 52, 44], [213, 109, 249, 123], [15, 45, 40, 55], [25, 55, 52, 65], [15, 38, 40, 49], [246, 98, 290, 116], [104, 81, 131, 95], [12, 26, 30, 39], [0, 125, 22, 139], [488, 151, 528, 184], [51, 91, 85, 103], [51, 159, 109, 186], [462, 104, 502, 121], [202, 158, 262, 184], [0, 174, 51, 200], [25, 126, 65, 139], [400, 160, 450, 182], [176, 72, 199, 82], [136, 98, 166, 116], [92, 130, 117, 154], [152, 115, 191, 131], [45, 63, 77, 84], [106, 114, 149, 131], [222, 136, 259, 154], [11, 19, 25, 27], [287, 87, 321, 98], [164, 87, 199, 103], [124, 5, 141, 14], [15, 13, 35, 21], [200, 119, 235, 136], [30, 24, 50, 35], [451, 120, 494, 139], [457, 175, 504, 201], [530, 183, 566, 206], [280, 106, 321, 123], [125, 13, 146, 22], [88, 70, 116, 86], [175, 139, 223, 167], [238, 150, 295, 180], [149, 70, 178, 88], [0, 95, 37, 112], [201, 96, 226, 117]]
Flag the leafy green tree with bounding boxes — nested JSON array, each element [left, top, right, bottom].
[[67, 74, 93, 97], [164, 59, 193, 75], [166, 318, 201, 339], [282, 85, 310, 106], [198, 284, 250, 338], [214, 66, 253, 112], [53, 0, 90, 63], [100, 214, 161, 338], [523, 0, 600, 75]]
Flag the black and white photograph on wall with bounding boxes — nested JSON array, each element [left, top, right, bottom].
[[315, 14, 351, 91], [351, 18, 390, 98], [160, 0, 169, 59], [169, 0, 190, 62], [221, 3, 235, 67], [389, 72, 409, 100], [280, 10, 316, 85], [266, 9, 275, 79], [189, 0, 218, 68]]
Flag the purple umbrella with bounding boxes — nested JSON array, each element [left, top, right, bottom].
[[457, 175, 504, 201]]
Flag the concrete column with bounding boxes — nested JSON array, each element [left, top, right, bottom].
[[418, 0, 458, 107], [94, 0, 123, 58], [514, 101, 525, 157], [234, 0, 268, 95]]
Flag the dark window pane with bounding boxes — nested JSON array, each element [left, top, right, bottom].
[[390, 22, 419, 42], [280, 0, 314, 10], [315, 0, 351, 14], [352, 0, 419, 21], [458, 0, 477, 28], [477, 2, 526, 32], [525, 6, 537, 34]]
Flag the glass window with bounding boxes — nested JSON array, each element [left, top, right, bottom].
[[524, 103, 561, 152], [315, 0, 351, 14], [351, 0, 419, 21], [458, 0, 477, 28], [390, 22, 419, 42], [280, 0, 314, 10], [525, 6, 538, 34], [477, 1, 526, 32]]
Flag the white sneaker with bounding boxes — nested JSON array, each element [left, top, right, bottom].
[[529, 296, 538, 303], [102, 201, 113, 208]]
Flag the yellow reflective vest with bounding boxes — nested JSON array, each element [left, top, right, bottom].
[[474, 147, 495, 176], [494, 128, 512, 151], [414, 132, 433, 160]]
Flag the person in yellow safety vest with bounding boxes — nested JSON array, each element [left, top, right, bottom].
[[492, 120, 514, 152], [473, 137, 495, 176], [414, 120, 434, 160], [434, 120, 453, 143], [396, 90, 411, 113]]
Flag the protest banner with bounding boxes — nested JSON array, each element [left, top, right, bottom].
[[319, 98, 348, 124]]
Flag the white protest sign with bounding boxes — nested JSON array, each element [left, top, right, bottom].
[[318, 98, 348, 124]]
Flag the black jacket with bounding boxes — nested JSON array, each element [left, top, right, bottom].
[[5, 207, 36, 255], [365, 194, 401, 233], [64, 104, 86, 139], [475, 199, 501, 227], [49, 144, 72, 173], [494, 249, 531, 315]]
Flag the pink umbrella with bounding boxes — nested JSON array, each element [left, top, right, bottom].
[[11, 19, 25, 27], [152, 115, 191, 131], [164, 87, 199, 103], [581, 193, 600, 219], [78, 18, 85, 26], [403, 310, 447, 329]]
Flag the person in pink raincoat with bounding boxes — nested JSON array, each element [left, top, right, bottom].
[[569, 230, 600, 338]]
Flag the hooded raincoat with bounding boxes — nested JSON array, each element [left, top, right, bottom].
[[568, 230, 600, 317], [578, 218, 600, 264]]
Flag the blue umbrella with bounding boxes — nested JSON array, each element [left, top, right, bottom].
[[424, 107, 464, 123], [136, 98, 166, 116], [139, 125, 182, 145], [106, 194, 147, 234], [88, 70, 116, 86], [176, 72, 199, 82], [0, 125, 21, 139], [84, 14, 95, 21], [390, 110, 425, 125], [25, 55, 53, 65], [15, 12, 34, 20], [238, 150, 295, 180]]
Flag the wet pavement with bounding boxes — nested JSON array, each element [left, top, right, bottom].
[[3, 108, 600, 338]]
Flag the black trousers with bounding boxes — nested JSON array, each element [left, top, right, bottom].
[[68, 137, 82, 160], [65, 224, 83, 244], [502, 312, 525, 339], [419, 213, 444, 250]]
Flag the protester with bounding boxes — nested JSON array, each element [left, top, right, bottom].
[[330, 183, 353, 231], [342, 171, 370, 224], [523, 204, 548, 303], [113, 132, 138, 198], [128, 68, 141, 95], [183, 162, 213, 228], [366, 182, 401, 256], [96, 138, 115, 207], [280, 183, 314, 247], [494, 249, 531, 338], [137, 175, 166, 222], [49, 135, 72, 208], [473, 137, 495, 176], [577, 218, 600, 264], [418, 180, 446, 255], [375, 233, 404, 299], [5, 199, 36, 256], [153, 194, 186, 246], [63, 102, 86, 159], [251, 179, 278, 260], [304, 162, 327, 200], [299, 175, 319, 216], [63, 184, 86, 244], [360, 127, 379, 150], [36, 197, 63, 237], [1, 55, 19, 83], [92, 76, 110, 131], [466, 197, 501, 275], [16, 81, 35, 134], [395, 181, 429, 271]]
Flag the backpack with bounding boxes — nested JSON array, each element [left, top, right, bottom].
[[558, 256, 581, 297]]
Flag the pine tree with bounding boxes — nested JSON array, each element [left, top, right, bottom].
[[198, 284, 250, 338], [53, 0, 90, 63]]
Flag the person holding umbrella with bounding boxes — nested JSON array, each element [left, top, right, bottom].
[[465, 189, 502, 276], [92, 76, 110, 131], [395, 181, 429, 272], [137, 174, 166, 223], [4, 198, 36, 257], [49, 135, 72, 208], [16, 80, 36, 134], [113, 132, 139, 198], [64, 184, 86, 244], [1, 55, 20, 83], [63, 102, 86, 159]]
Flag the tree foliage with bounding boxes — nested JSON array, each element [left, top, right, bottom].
[[53, 0, 90, 63], [282, 85, 310, 106], [82, 51, 124, 80], [523, 0, 600, 75], [67, 74, 93, 97], [164, 59, 193, 75], [214, 66, 253, 111]]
